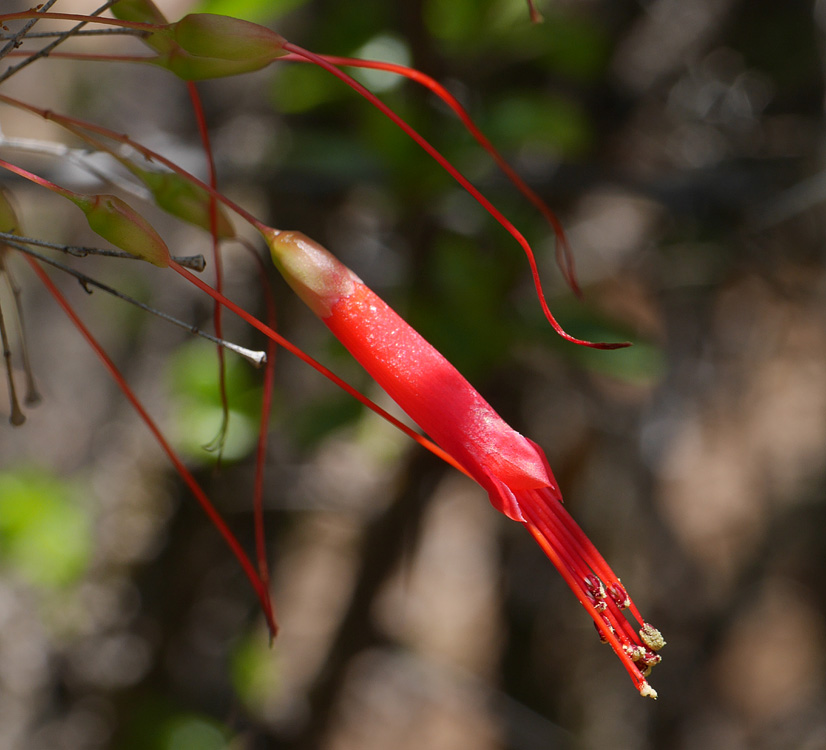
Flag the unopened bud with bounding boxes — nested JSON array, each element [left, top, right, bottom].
[[171, 13, 287, 63], [139, 170, 234, 238], [70, 194, 170, 267], [153, 47, 273, 80], [264, 229, 358, 318], [111, 0, 168, 26]]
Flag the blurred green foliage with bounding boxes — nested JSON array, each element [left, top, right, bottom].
[[231, 631, 282, 712], [485, 93, 593, 157], [118, 697, 234, 750], [0, 468, 91, 589], [165, 339, 266, 463], [191, 0, 310, 23]]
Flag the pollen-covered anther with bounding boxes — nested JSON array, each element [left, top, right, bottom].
[[641, 650, 662, 668], [585, 574, 606, 600], [608, 582, 631, 609], [624, 644, 646, 662], [584, 575, 608, 611], [640, 622, 666, 651], [587, 593, 608, 612], [639, 681, 658, 700]]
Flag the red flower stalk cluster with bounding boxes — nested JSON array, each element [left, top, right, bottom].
[[266, 229, 664, 698]]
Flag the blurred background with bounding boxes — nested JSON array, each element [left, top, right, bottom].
[[1, 0, 826, 748]]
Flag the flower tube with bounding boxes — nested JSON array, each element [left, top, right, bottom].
[[265, 228, 664, 698]]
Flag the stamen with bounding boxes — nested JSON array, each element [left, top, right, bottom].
[[518, 488, 663, 697], [609, 582, 631, 610], [521, 500, 656, 696], [639, 682, 658, 700], [640, 622, 666, 651]]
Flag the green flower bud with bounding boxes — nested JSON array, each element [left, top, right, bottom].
[[151, 46, 272, 80], [111, 0, 168, 26], [139, 170, 235, 238], [171, 13, 286, 62], [70, 194, 170, 267]]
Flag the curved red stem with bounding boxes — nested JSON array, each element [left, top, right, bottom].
[[281, 42, 626, 349], [24, 255, 278, 637]]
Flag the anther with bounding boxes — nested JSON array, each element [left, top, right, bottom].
[[585, 574, 606, 600], [608, 582, 631, 609], [640, 622, 666, 651]]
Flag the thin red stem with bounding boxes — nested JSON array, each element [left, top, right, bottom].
[[280, 52, 580, 296], [240, 242, 278, 606], [186, 80, 230, 457], [281, 42, 625, 349], [0, 93, 266, 231], [24, 255, 277, 637], [0, 157, 77, 200]]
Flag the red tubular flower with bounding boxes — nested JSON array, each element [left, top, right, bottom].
[[266, 229, 664, 698]]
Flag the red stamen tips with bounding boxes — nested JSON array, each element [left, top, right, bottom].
[[585, 574, 607, 611], [609, 581, 632, 610]]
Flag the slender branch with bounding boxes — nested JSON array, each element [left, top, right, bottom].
[[0, 1, 119, 85], [6, 240, 265, 366], [0, 232, 204, 271], [0, 0, 59, 62], [0, 256, 40, 405], [0, 28, 147, 40], [0, 276, 26, 425], [0, 134, 151, 201]]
